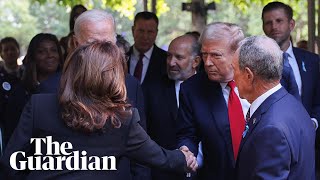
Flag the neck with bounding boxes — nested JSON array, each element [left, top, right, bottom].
[[248, 79, 279, 103], [280, 39, 290, 52], [5, 62, 18, 71]]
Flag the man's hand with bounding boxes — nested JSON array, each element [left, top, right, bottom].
[[179, 145, 198, 172]]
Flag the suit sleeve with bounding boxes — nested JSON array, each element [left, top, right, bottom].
[[311, 58, 320, 121], [125, 109, 187, 173], [135, 82, 147, 131], [0, 97, 35, 179], [175, 84, 200, 155], [249, 125, 291, 179]]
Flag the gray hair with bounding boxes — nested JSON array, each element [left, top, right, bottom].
[[239, 35, 283, 81], [199, 22, 244, 52], [74, 9, 116, 40]]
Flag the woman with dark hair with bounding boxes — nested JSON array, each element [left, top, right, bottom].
[[2, 33, 62, 147], [0, 41, 197, 179]]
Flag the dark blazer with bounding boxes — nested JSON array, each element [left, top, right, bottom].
[[127, 45, 167, 92], [292, 47, 320, 121], [176, 71, 235, 180], [38, 72, 147, 130], [144, 75, 185, 180], [236, 87, 315, 180], [0, 94, 186, 180]]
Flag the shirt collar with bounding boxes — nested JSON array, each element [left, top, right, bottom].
[[133, 45, 154, 60], [285, 41, 294, 58], [249, 83, 282, 117]]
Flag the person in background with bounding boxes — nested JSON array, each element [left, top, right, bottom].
[[296, 40, 308, 51], [60, 4, 87, 59], [262, 2, 320, 177], [0, 41, 198, 179], [144, 34, 200, 180], [234, 35, 315, 180], [127, 11, 167, 89], [2, 33, 63, 147], [0, 37, 23, 131]]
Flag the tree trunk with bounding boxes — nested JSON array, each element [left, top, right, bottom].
[[307, 0, 315, 52], [191, 0, 206, 33], [152, 0, 156, 14], [143, 0, 148, 11]]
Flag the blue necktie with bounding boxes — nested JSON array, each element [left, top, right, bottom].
[[281, 52, 300, 100]]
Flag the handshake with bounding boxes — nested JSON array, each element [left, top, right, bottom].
[[179, 145, 198, 173]]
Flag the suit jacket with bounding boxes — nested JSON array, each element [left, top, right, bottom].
[[37, 72, 149, 180], [236, 87, 315, 180], [144, 75, 185, 180], [0, 94, 186, 180], [176, 71, 235, 180], [38, 72, 147, 131], [292, 47, 320, 121], [127, 45, 167, 93]]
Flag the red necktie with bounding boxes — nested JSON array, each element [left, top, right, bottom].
[[134, 53, 144, 82], [227, 80, 245, 160]]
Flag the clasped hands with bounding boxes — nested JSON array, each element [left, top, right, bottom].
[[179, 145, 198, 172]]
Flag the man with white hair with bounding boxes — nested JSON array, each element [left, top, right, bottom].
[[234, 35, 315, 179], [176, 22, 250, 180], [38, 9, 149, 180]]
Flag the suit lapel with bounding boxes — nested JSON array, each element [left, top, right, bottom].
[[165, 79, 178, 120], [239, 88, 288, 152], [126, 47, 133, 73], [207, 79, 235, 165]]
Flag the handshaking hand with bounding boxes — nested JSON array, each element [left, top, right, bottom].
[[179, 145, 198, 173]]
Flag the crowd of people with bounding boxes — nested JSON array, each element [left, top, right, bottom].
[[0, 1, 319, 180]]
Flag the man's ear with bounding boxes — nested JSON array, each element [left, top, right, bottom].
[[131, 26, 135, 35], [244, 67, 254, 84], [289, 19, 295, 31], [192, 56, 201, 69]]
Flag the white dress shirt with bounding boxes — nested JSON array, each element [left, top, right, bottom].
[[285, 42, 302, 96], [220, 82, 251, 119], [129, 46, 154, 84], [248, 84, 282, 118], [285, 43, 318, 129]]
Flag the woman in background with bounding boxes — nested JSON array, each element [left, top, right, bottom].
[[2, 33, 62, 147]]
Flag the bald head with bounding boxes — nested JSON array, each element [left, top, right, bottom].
[[167, 34, 200, 81], [74, 9, 116, 45]]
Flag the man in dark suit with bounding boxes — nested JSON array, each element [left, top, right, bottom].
[[127, 11, 167, 91], [38, 9, 148, 180], [262, 2, 320, 175], [144, 34, 200, 180], [176, 22, 250, 180], [233, 35, 315, 180]]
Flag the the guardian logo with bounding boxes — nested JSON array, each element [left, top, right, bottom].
[[10, 136, 117, 171]]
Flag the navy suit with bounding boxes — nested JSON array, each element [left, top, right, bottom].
[[144, 75, 185, 180], [236, 88, 315, 180], [127, 45, 167, 93], [38, 72, 147, 130], [0, 94, 186, 180], [292, 48, 320, 121], [37, 72, 149, 180], [293, 47, 320, 175], [176, 71, 236, 180]]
